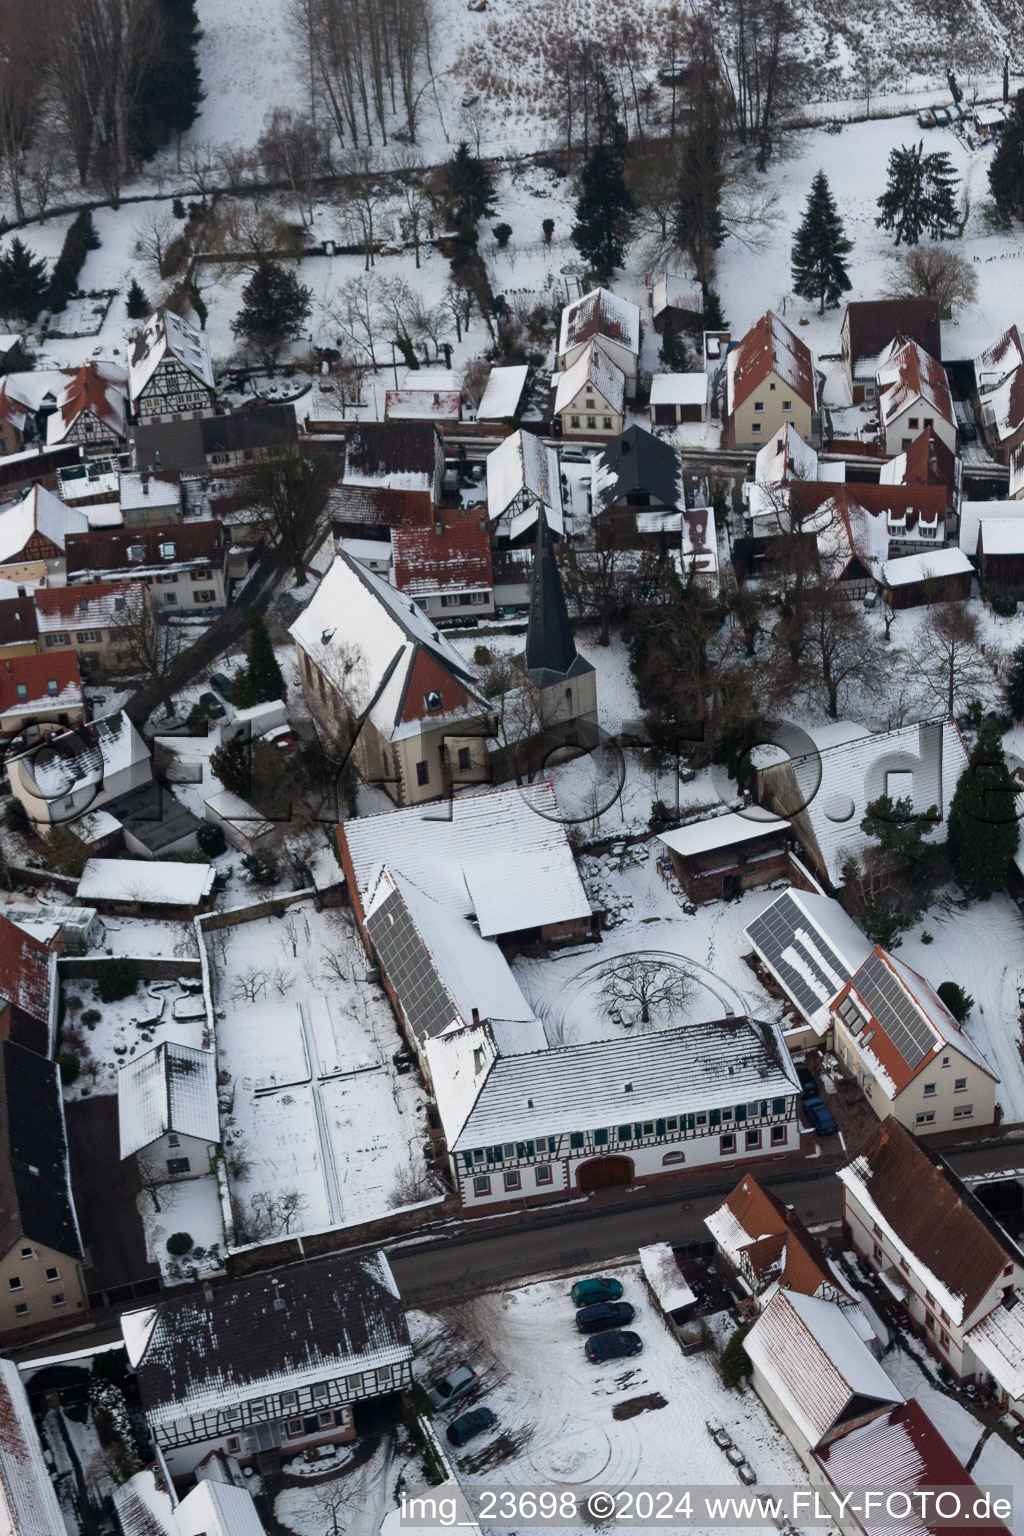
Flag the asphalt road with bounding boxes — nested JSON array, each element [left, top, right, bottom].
[[10, 1137, 1024, 1363]]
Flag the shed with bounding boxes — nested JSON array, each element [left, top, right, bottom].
[[76, 858, 216, 916], [657, 810, 789, 903], [650, 373, 708, 425], [881, 547, 973, 609], [638, 1242, 697, 1320], [978, 517, 1024, 588], [204, 789, 275, 855]]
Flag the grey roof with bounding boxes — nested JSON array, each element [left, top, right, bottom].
[[0, 1358, 68, 1536], [0, 1039, 82, 1260], [132, 420, 207, 474], [128, 1250, 412, 1427], [104, 781, 204, 854], [201, 405, 298, 457], [452, 1015, 800, 1150], [596, 426, 682, 509], [117, 1040, 220, 1158], [524, 509, 593, 686]]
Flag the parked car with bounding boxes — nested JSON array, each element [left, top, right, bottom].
[[960, 420, 978, 442], [933, 106, 952, 126], [427, 1364, 477, 1410], [209, 671, 234, 703], [917, 108, 937, 128], [803, 1095, 839, 1137], [198, 691, 227, 720], [585, 1330, 643, 1364], [571, 1277, 624, 1307], [447, 1407, 496, 1447], [795, 1063, 818, 1099], [575, 1301, 636, 1334], [264, 726, 298, 753]]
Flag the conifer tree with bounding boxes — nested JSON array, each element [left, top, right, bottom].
[[990, 91, 1024, 225], [246, 611, 286, 703], [129, 0, 204, 161], [231, 260, 312, 369], [1005, 641, 1024, 721], [571, 141, 634, 280], [791, 170, 853, 313], [946, 717, 1019, 899], [126, 277, 149, 320], [0, 238, 50, 324], [876, 142, 961, 245], [441, 143, 496, 239]]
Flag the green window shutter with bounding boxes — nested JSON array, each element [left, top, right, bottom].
[[655, 1118, 666, 1136], [595, 1128, 608, 1146], [772, 1097, 785, 1115], [618, 1124, 632, 1141], [709, 1109, 721, 1128], [570, 1131, 584, 1149], [684, 1113, 695, 1131]]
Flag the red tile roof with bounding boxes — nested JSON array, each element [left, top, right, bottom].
[[64, 522, 224, 579], [878, 338, 954, 428], [329, 484, 434, 533], [35, 580, 144, 629], [0, 650, 82, 719], [0, 911, 53, 1025], [729, 311, 815, 414], [57, 362, 126, 433], [899, 428, 956, 490], [714, 1174, 841, 1296], [841, 1117, 1019, 1322], [392, 509, 493, 597], [816, 1399, 1010, 1536], [0, 598, 37, 648]]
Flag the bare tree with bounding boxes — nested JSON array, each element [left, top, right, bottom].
[[230, 1188, 308, 1242], [327, 271, 382, 366], [918, 602, 991, 716], [135, 1150, 177, 1213], [0, 7, 49, 223], [179, 140, 218, 200], [109, 591, 187, 716], [257, 107, 330, 225], [241, 446, 333, 584], [231, 966, 271, 1004], [387, 1163, 436, 1208], [802, 586, 884, 719], [391, 144, 431, 266], [598, 957, 695, 1028], [134, 207, 179, 282], [217, 203, 304, 272], [339, 146, 391, 268], [884, 245, 977, 318]]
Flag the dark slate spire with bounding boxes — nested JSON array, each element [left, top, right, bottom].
[[524, 509, 579, 683]]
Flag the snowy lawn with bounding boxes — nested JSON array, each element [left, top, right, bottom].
[[137, 1167, 226, 1286], [61, 975, 208, 1099], [408, 1259, 812, 1535], [207, 902, 433, 1241]]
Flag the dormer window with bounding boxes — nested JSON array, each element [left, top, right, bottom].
[[423, 690, 443, 714]]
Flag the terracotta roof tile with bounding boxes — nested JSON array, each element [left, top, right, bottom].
[[728, 311, 815, 414]]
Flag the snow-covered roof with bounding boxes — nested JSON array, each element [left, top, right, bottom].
[[979, 517, 1024, 555], [451, 1014, 799, 1150], [744, 886, 873, 1034], [118, 471, 182, 513], [476, 365, 529, 420], [175, 1481, 267, 1536], [113, 1470, 177, 1536], [745, 1288, 902, 1450], [881, 547, 972, 586], [341, 780, 591, 938], [129, 308, 215, 401], [658, 808, 786, 858], [0, 483, 88, 564], [77, 859, 213, 908], [966, 1296, 1024, 1402], [727, 311, 816, 417], [117, 1040, 220, 1158], [127, 1251, 412, 1427], [754, 424, 819, 488], [959, 499, 1024, 554], [837, 946, 997, 1098], [558, 288, 641, 359], [385, 385, 461, 423], [876, 337, 954, 429], [0, 1358, 67, 1536], [8, 710, 148, 807], [758, 718, 968, 888], [838, 1118, 1023, 1326], [815, 1399, 1006, 1536], [365, 867, 541, 1046], [34, 581, 145, 635], [553, 343, 625, 416], [289, 552, 488, 745], [638, 1242, 697, 1312], [46, 361, 128, 446], [650, 373, 707, 406], [975, 325, 1024, 391], [485, 430, 564, 538]]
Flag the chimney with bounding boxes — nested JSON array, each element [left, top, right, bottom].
[[471, 1007, 480, 1025], [153, 450, 161, 468], [142, 476, 149, 495]]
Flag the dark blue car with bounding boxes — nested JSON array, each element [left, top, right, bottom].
[[803, 1095, 838, 1136], [585, 1330, 643, 1363], [575, 1301, 636, 1334]]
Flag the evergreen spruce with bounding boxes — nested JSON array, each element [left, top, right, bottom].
[[129, 0, 205, 161], [246, 611, 286, 703], [876, 142, 961, 244], [126, 277, 149, 320], [946, 717, 1020, 899], [571, 142, 634, 281], [990, 91, 1024, 224], [230, 259, 312, 369], [441, 143, 496, 238], [0, 238, 50, 324], [1004, 640, 1024, 721], [791, 170, 853, 314]]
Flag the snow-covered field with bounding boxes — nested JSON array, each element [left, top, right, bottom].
[[207, 902, 433, 1239]]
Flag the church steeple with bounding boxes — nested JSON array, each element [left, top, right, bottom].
[[524, 509, 580, 684]]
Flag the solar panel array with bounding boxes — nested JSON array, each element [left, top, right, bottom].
[[851, 950, 936, 1068], [365, 886, 458, 1045], [746, 892, 848, 1018]]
